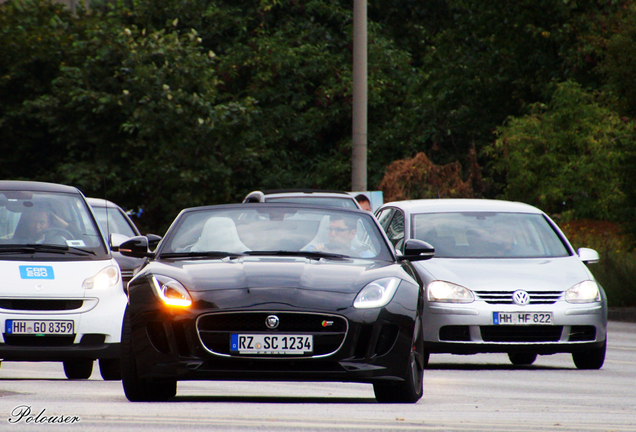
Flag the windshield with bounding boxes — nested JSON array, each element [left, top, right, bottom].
[[412, 212, 570, 258], [92, 205, 137, 238], [266, 196, 358, 209], [160, 207, 391, 260], [0, 190, 106, 253]]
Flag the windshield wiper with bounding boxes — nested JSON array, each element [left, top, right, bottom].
[[242, 250, 349, 260], [159, 251, 244, 260], [0, 244, 96, 256]]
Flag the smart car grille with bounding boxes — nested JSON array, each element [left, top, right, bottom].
[[475, 291, 563, 305], [3, 335, 75, 347], [0, 299, 83, 311], [197, 312, 348, 358], [480, 325, 564, 342]]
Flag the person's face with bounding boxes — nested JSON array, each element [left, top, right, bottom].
[[28, 212, 50, 234], [359, 201, 372, 212], [328, 219, 355, 247]]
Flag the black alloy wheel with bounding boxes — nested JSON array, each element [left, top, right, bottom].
[[508, 352, 538, 366], [121, 309, 177, 401], [63, 359, 93, 379], [373, 318, 424, 403], [572, 339, 607, 370], [99, 358, 122, 381]]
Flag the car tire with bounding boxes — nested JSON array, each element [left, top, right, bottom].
[[63, 359, 93, 379], [373, 319, 424, 403], [121, 309, 176, 401], [423, 348, 430, 368], [99, 358, 122, 381], [508, 352, 537, 365], [572, 340, 606, 370]]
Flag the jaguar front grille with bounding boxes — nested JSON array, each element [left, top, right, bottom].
[[197, 311, 348, 358]]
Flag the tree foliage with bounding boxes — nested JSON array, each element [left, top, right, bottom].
[[3, 0, 636, 234], [379, 151, 479, 202], [486, 81, 634, 221]]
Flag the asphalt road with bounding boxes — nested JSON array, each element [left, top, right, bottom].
[[0, 321, 634, 432]]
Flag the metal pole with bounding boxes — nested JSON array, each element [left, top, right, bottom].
[[352, 0, 367, 191]]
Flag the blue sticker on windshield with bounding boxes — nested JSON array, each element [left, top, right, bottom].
[[20, 266, 55, 279]]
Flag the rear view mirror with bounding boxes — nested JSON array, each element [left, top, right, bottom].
[[109, 233, 130, 250], [578, 247, 599, 264], [119, 236, 154, 258], [146, 233, 162, 250], [399, 239, 435, 262]]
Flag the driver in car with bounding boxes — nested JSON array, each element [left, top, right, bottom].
[[16, 208, 70, 244], [312, 214, 373, 258]]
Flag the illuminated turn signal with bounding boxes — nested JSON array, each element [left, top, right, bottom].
[[151, 275, 192, 307]]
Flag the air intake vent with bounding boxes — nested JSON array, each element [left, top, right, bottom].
[[0, 299, 83, 311]]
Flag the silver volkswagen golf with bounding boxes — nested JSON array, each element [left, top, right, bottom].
[[375, 199, 607, 369]]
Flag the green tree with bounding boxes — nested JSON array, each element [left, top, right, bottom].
[[367, 0, 630, 178], [0, 0, 80, 180], [485, 81, 633, 220], [12, 3, 255, 232]]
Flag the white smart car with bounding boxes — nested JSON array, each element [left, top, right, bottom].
[[0, 181, 126, 379]]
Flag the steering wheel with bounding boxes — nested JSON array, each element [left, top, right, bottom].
[[324, 243, 351, 255], [40, 228, 74, 245]]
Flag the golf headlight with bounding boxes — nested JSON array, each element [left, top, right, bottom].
[[151, 275, 193, 307], [427, 280, 474, 303], [565, 280, 600, 303], [354, 278, 401, 309], [83, 265, 120, 290]]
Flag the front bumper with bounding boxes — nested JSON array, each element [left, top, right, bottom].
[[0, 294, 127, 361], [423, 302, 607, 354], [128, 306, 417, 384]]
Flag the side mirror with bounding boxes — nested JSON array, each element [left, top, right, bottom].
[[119, 236, 154, 258], [146, 233, 162, 250], [109, 233, 130, 251], [399, 239, 435, 262], [578, 247, 599, 264]]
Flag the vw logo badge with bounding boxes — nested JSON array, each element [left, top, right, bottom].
[[265, 315, 280, 329], [512, 290, 530, 305]]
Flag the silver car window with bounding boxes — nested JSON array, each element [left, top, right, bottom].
[[92, 206, 137, 237], [412, 212, 570, 258]]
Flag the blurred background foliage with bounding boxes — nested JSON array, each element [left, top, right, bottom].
[[2, 0, 636, 304]]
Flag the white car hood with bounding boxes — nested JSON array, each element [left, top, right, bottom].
[[414, 256, 595, 292], [0, 259, 117, 298]]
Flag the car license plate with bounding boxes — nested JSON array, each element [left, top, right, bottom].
[[5, 320, 74, 335], [493, 312, 553, 325], [230, 334, 313, 354]]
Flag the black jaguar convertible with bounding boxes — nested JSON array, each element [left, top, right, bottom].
[[119, 203, 433, 403]]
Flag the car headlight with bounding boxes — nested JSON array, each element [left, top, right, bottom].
[[151, 275, 193, 307], [353, 277, 401, 309], [565, 280, 600, 303], [83, 265, 120, 290], [427, 280, 474, 303]]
